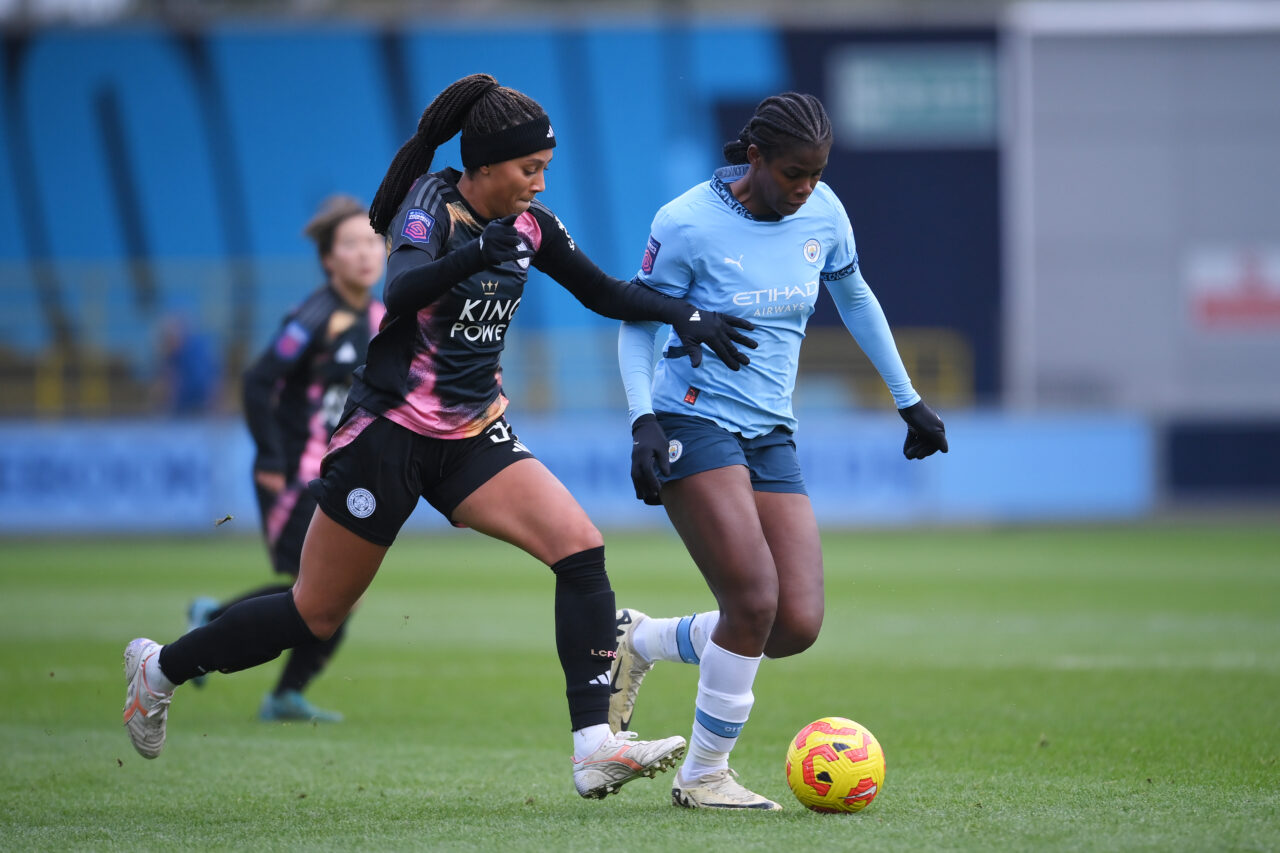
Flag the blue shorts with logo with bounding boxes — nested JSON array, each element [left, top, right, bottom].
[[654, 411, 806, 495]]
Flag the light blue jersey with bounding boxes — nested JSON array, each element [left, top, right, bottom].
[[620, 164, 919, 438]]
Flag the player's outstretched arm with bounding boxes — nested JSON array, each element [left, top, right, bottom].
[[825, 266, 950, 460], [383, 217, 531, 316], [531, 207, 756, 369]]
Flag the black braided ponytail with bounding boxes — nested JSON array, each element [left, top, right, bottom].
[[723, 92, 833, 165], [369, 73, 548, 234]]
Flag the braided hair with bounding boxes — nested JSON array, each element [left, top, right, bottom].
[[723, 92, 832, 165], [369, 73, 547, 234]]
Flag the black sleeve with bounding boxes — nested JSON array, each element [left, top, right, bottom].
[[529, 205, 689, 325], [381, 190, 487, 317], [383, 241, 486, 317], [241, 298, 326, 472], [242, 346, 294, 473]]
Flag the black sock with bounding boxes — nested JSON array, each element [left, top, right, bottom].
[[550, 546, 614, 731], [158, 591, 318, 685], [210, 583, 293, 621], [275, 616, 347, 695]]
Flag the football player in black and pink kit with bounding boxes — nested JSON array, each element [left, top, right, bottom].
[[122, 73, 757, 801], [184, 196, 385, 723]]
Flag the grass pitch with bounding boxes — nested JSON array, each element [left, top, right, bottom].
[[1, 523, 1278, 851]]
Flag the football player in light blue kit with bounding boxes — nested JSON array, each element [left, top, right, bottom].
[[611, 93, 949, 810]]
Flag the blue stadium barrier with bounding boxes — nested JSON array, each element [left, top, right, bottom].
[[0, 411, 1154, 535]]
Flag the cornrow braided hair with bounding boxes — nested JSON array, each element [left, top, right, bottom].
[[723, 92, 833, 165], [369, 73, 547, 234]]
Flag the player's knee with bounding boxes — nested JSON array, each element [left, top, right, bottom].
[[766, 614, 822, 658], [722, 592, 778, 645], [555, 521, 603, 560], [762, 598, 823, 658], [292, 595, 347, 641], [302, 614, 342, 642]]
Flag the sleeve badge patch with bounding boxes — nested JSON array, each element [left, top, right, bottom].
[[274, 320, 311, 360], [641, 235, 662, 275], [402, 208, 436, 244]]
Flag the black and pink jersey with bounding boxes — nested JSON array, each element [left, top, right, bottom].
[[243, 285, 386, 483], [350, 169, 576, 439]]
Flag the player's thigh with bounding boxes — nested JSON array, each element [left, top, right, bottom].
[[661, 465, 778, 609], [292, 508, 388, 639], [452, 457, 602, 566], [754, 490, 824, 654]]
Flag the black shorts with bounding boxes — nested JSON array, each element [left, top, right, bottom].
[[309, 407, 535, 546], [255, 481, 315, 576]]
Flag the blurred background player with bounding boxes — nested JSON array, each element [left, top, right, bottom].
[[186, 195, 386, 722], [123, 73, 756, 800], [612, 92, 948, 809]]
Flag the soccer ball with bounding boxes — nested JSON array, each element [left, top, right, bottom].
[[785, 716, 885, 813]]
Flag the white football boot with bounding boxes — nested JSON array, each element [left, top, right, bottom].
[[572, 731, 686, 799], [608, 609, 654, 732], [671, 767, 783, 811], [122, 638, 173, 759]]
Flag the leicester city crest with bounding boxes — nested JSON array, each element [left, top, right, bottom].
[[346, 488, 376, 519]]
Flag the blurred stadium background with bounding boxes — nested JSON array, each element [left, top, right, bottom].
[[1, 0, 1278, 534]]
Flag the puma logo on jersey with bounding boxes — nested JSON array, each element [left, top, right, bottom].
[[724, 254, 744, 270]]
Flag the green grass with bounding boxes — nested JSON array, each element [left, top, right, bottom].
[[1, 523, 1278, 851]]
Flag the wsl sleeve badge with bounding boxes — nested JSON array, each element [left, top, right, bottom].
[[402, 208, 436, 244], [274, 320, 311, 360], [641, 235, 661, 275]]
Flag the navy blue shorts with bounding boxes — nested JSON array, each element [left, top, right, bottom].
[[309, 408, 535, 546], [654, 411, 806, 495]]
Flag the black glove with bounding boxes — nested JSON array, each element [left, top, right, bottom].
[[630, 414, 669, 505], [478, 214, 534, 267], [664, 306, 757, 370], [898, 399, 948, 460]]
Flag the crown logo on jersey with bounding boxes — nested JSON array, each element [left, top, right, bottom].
[[481, 280, 499, 297]]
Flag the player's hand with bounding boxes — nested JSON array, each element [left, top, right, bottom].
[[898, 399, 948, 460], [665, 306, 757, 369], [477, 214, 534, 267], [254, 469, 287, 494], [630, 414, 669, 505]]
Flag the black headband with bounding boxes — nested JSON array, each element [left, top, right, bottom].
[[461, 115, 557, 169]]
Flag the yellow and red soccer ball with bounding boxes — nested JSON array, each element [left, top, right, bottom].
[[785, 716, 885, 813]]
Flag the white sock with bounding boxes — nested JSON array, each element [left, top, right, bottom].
[[632, 611, 720, 664], [144, 647, 176, 694], [679, 639, 761, 783], [572, 724, 612, 762]]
